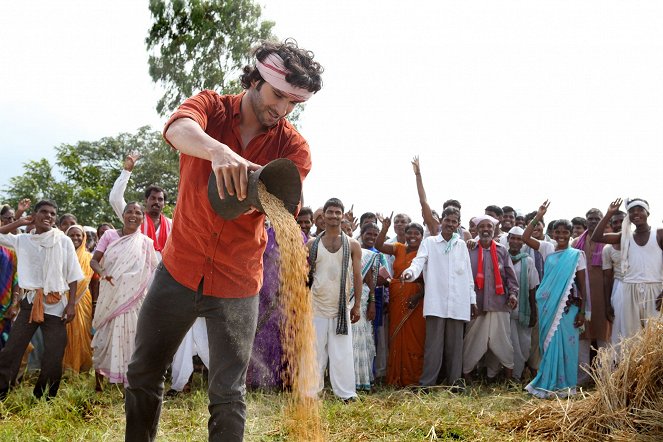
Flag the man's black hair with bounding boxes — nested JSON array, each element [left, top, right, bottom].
[[323, 198, 344, 213], [485, 205, 503, 217]]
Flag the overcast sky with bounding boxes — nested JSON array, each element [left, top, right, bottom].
[[1, 1, 662, 228]]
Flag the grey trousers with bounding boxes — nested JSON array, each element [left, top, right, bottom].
[[0, 298, 67, 400], [419, 316, 464, 386], [124, 264, 258, 442]]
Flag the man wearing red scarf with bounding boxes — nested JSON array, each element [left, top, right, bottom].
[[109, 154, 172, 258], [463, 215, 520, 382]]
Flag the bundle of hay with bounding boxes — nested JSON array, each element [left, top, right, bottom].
[[504, 316, 663, 441]]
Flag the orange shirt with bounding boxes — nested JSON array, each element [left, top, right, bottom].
[[161, 90, 312, 298]]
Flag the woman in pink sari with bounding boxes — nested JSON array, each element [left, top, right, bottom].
[[90, 202, 158, 388]]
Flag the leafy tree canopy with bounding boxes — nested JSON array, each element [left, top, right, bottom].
[[1, 126, 179, 227], [146, 0, 275, 116]]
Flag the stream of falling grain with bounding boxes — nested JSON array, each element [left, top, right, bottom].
[[258, 183, 323, 441]]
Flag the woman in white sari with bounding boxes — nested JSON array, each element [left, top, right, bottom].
[[90, 202, 158, 388], [351, 223, 381, 391]]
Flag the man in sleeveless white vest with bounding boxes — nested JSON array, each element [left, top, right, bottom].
[[307, 198, 363, 400], [591, 198, 663, 340]]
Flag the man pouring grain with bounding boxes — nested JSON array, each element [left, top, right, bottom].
[[124, 39, 323, 442]]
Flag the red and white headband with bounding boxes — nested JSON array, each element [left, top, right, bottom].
[[255, 53, 313, 102]]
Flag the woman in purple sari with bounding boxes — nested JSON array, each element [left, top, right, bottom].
[[247, 226, 287, 389]]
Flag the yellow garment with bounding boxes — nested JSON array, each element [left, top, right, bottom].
[[62, 226, 94, 373]]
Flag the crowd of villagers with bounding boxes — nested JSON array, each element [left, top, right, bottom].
[[0, 155, 661, 403]]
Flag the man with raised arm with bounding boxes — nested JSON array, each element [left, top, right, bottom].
[[109, 154, 172, 259], [401, 206, 475, 388], [0, 200, 83, 401], [124, 39, 323, 441], [591, 198, 663, 341], [411, 156, 471, 240]]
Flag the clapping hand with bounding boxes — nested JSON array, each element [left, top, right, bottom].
[[344, 204, 354, 222], [17, 198, 31, 213], [124, 152, 142, 172], [606, 198, 623, 218], [377, 211, 393, 229], [537, 200, 550, 219], [411, 155, 421, 175], [344, 205, 358, 233]]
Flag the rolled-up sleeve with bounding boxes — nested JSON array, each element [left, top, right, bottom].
[[162, 90, 223, 147]]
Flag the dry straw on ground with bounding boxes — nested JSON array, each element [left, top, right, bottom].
[[504, 315, 663, 441], [258, 183, 323, 441]]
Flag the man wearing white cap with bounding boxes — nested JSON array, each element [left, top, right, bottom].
[[591, 198, 663, 341], [505, 226, 540, 381], [463, 215, 519, 382]]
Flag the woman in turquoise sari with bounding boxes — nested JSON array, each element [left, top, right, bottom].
[[522, 201, 587, 398]]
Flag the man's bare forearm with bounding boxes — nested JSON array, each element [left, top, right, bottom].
[[165, 118, 225, 161]]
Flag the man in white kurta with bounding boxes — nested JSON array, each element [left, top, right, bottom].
[[402, 207, 475, 387], [0, 200, 83, 400]]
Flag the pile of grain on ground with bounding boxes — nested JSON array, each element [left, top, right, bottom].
[[258, 183, 323, 441], [504, 315, 663, 441]]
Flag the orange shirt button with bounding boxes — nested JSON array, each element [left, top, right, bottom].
[[206, 257, 212, 264]]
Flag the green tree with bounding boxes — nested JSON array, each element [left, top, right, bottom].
[[146, 0, 275, 116], [1, 127, 179, 226], [3, 159, 74, 214]]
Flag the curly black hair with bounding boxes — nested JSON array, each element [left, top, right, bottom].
[[240, 38, 323, 94]]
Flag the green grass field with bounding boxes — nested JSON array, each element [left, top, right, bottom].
[[0, 372, 542, 441]]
